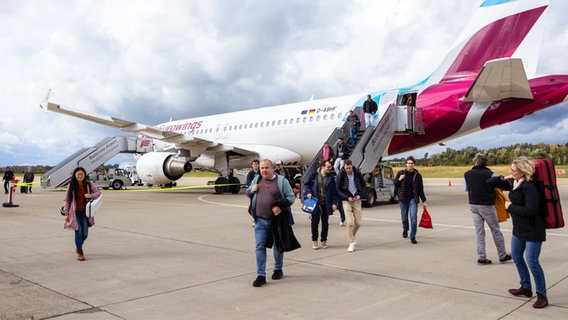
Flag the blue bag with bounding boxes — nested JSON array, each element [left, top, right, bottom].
[[302, 196, 318, 215]]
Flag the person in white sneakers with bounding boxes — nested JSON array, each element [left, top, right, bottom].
[[335, 160, 365, 252]]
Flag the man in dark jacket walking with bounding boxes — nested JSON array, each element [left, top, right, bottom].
[[336, 159, 366, 252], [305, 160, 337, 250], [23, 168, 35, 193], [464, 155, 511, 265], [3, 167, 14, 194], [394, 156, 427, 244]]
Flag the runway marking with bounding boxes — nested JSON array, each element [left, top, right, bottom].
[[358, 216, 568, 237], [103, 198, 219, 207], [195, 194, 568, 238], [197, 195, 248, 208]]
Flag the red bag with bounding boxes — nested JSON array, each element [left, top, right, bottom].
[[419, 207, 433, 229], [533, 159, 564, 229]]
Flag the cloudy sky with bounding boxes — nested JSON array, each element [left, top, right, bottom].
[[1, 0, 568, 167]]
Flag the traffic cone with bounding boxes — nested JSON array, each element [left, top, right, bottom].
[[448, 180, 452, 187]]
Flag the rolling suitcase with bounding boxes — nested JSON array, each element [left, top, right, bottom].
[[533, 159, 564, 229]]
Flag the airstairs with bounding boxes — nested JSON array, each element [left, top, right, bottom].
[[301, 92, 424, 187], [41, 136, 152, 189]]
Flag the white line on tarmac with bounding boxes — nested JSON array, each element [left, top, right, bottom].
[[361, 217, 568, 237], [198, 195, 568, 237], [197, 195, 248, 208]]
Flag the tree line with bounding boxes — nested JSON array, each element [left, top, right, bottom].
[[387, 143, 568, 166], [3, 164, 118, 175], [2, 165, 53, 175]]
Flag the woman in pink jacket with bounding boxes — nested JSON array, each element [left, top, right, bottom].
[[63, 167, 101, 261]]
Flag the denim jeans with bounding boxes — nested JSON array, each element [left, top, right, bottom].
[[350, 127, 358, 145], [399, 198, 418, 239], [254, 217, 283, 277], [511, 234, 547, 296], [75, 210, 89, 250]]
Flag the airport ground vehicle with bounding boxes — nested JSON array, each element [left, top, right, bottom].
[[362, 164, 397, 207], [90, 168, 133, 190]]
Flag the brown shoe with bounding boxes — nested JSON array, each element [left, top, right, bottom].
[[508, 287, 532, 297], [76, 249, 85, 261], [533, 294, 548, 308]]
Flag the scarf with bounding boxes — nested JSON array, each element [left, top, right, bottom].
[[513, 178, 525, 190]]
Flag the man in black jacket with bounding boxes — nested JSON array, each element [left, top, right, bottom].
[[464, 155, 511, 265], [363, 94, 378, 128], [394, 156, 427, 244], [3, 167, 14, 194], [336, 160, 365, 252]]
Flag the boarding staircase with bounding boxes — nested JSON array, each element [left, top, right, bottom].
[[41, 136, 153, 189], [301, 94, 424, 187]]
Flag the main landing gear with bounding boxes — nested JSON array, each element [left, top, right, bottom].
[[214, 176, 241, 194]]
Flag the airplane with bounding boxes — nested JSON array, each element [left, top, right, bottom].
[[44, 0, 568, 192]]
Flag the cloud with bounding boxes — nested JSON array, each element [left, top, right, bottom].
[[0, 0, 567, 167]]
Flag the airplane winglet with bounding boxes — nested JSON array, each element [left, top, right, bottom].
[[39, 89, 52, 114], [462, 58, 534, 102]]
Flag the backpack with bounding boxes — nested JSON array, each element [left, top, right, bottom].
[[533, 159, 564, 229]]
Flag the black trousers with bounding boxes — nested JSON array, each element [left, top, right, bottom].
[[311, 204, 330, 241]]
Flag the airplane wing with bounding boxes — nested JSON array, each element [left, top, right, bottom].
[[44, 102, 257, 157], [463, 58, 534, 102]]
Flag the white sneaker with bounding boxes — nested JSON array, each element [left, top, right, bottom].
[[347, 243, 355, 252], [312, 241, 320, 250], [339, 221, 345, 226]]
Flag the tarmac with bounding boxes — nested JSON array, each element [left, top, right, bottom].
[[1, 177, 567, 320]]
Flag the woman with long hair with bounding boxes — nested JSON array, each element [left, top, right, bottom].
[[490, 157, 548, 308], [62, 167, 101, 261]]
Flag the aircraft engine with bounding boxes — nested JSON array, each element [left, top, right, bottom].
[[136, 152, 192, 185]]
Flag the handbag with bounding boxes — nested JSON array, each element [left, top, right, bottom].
[[302, 196, 318, 215], [86, 195, 102, 218], [419, 207, 433, 229]]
